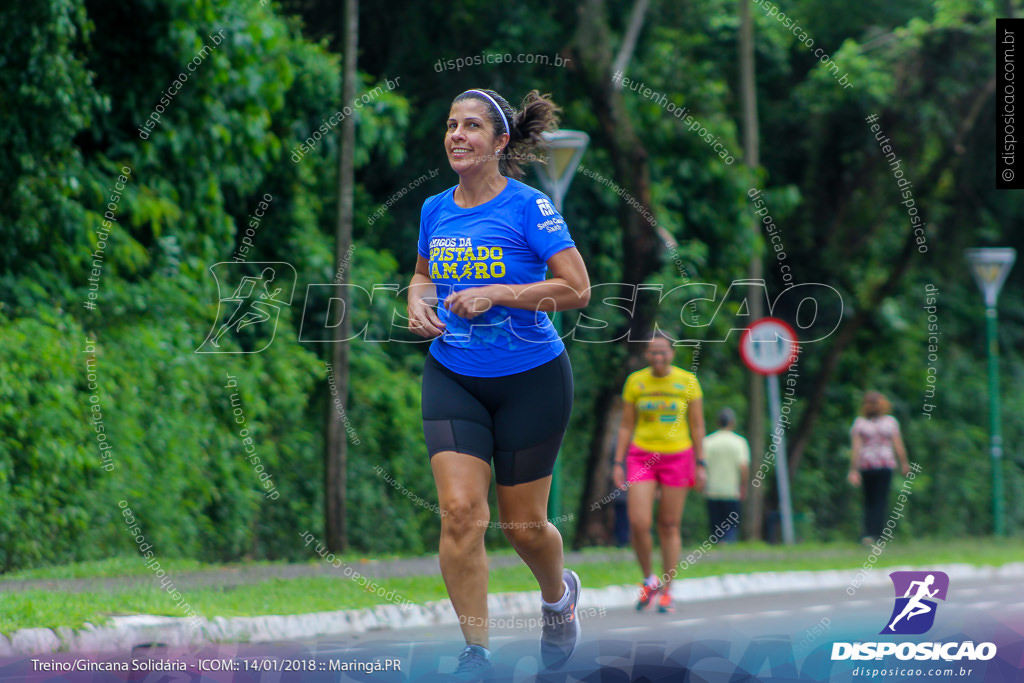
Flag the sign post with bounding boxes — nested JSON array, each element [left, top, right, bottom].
[[740, 318, 800, 545]]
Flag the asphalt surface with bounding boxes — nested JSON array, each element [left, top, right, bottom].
[[301, 574, 1024, 664]]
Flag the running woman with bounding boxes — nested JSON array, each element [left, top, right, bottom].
[[612, 335, 705, 614], [407, 88, 590, 679]]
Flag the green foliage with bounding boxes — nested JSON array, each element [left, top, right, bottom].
[[0, 0, 413, 570], [1, 0, 1021, 575]]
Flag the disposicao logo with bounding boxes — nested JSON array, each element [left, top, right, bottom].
[[882, 570, 949, 635], [831, 570, 997, 662], [196, 263, 296, 354]]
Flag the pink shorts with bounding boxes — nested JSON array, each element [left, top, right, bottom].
[[626, 444, 696, 488]]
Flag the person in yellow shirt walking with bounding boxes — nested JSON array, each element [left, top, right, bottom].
[[612, 335, 705, 614], [702, 408, 749, 544]]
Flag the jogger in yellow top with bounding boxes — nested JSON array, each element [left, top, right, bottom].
[[613, 335, 705, 613]]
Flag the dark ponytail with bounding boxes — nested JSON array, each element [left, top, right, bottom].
[[452, 89, 561, 179]]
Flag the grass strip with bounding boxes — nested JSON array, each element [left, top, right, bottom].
[[2, 538, 1021, 635]]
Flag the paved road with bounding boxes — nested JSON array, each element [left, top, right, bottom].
[[295, 575, 1024, 681], [6, 575, 1018, 682]]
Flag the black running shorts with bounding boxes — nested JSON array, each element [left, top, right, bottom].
[[421, 350, 573, 486]]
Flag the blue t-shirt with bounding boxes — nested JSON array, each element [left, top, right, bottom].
[[417, 177, 576, 377]]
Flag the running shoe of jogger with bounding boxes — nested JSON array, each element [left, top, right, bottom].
[[636, 574, 661, 610], [540, 569, 582, 668], [407, 87, 590, 677], [634, 575, 675, 612]]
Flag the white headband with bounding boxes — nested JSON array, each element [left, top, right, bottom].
[[464, 89, 509, 136]]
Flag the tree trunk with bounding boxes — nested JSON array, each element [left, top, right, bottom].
[[569, 0, 662, 547], [738, 0, 766, 540], [325, 0, 358, 553]]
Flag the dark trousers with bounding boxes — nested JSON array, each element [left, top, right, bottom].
[[707, 499, 742, 543], [861, 468, 893, 539]]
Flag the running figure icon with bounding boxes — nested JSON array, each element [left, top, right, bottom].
[[887, 574, 938, 631], [196, 261, 297, 354], [880, 570, 949, 635], [210, 267, 285, 347]]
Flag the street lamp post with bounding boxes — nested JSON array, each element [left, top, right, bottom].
[[965, 247, 1016, 537], [533, 130, 589, 523]]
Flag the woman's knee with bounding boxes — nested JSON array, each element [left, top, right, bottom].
[[440, 497, 488, 541]]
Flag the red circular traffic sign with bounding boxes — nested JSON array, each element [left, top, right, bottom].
[[739, 318, 800, 376]]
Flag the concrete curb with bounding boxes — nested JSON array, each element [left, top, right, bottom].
[[6, 562, 1023, 655]]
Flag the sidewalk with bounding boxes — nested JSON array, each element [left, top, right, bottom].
[[0, 546, 862, 595], [0, 549, 635, 595]]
